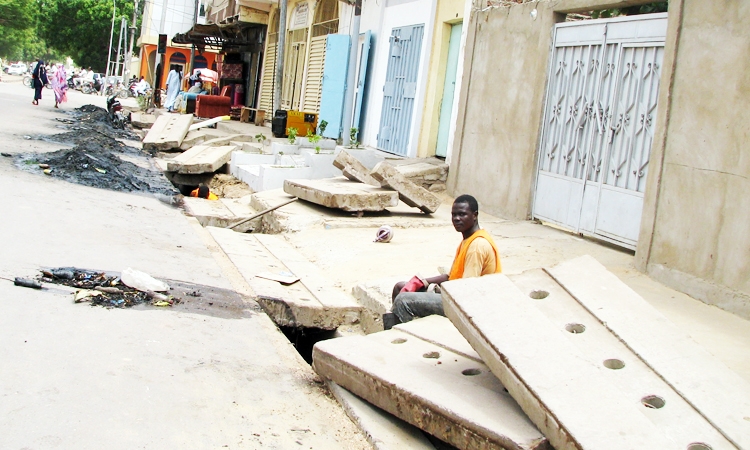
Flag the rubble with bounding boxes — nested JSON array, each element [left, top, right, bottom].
[[283, 177, 399, 212], [371, 161, 441, 214]]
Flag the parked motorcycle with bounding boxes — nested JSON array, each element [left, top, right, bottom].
[[106, 94, 127, 129]]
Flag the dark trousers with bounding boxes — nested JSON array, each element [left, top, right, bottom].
[[391, 292, 444, 324], [34, 84, 43, 100]]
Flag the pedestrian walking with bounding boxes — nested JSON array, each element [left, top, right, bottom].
[[51, 64, 68, 108], [31, 60, 48, 106], [163, 66, 182, 112]]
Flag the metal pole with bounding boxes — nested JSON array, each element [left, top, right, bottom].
[[115, 18, 126, 81], [273, 0, 287, 114], [341, 0, 361, 145], [154, 0, 170, 88], [125, 0, 139, 82], [104, 0, 116, 95]]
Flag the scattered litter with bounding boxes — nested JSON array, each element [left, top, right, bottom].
[[256, 271, 299, 285], [39, 163, 49, 169], [2, 152, 12, 157], [43, 169, 52, 175], [40, 267, 181, 309], [0, 276, 43, 289], [24, 136, 31, 140], [95, 167, 106, 174], [121, 267, 169, 292], [74, 289, 103, 303]]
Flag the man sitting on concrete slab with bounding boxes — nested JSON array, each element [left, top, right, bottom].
[[385, 195, 501, 329]]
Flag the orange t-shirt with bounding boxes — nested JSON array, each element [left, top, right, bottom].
[[189, 189, 218, 200], [448, 229, 502, 280]]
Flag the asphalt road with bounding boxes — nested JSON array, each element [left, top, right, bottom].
[[0, 78, 368, 449]]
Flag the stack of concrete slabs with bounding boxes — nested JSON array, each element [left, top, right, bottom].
[[546, 255, 750, 449], [442, 269, 738, 450], [313, 315, 550, 450]]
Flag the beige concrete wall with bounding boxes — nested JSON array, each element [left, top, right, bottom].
[[447, 2, 558, 219], [415, 0, 464, 158], [638, 1, 750, 317]]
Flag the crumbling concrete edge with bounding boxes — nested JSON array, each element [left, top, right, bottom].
[[327, 381, 437, 450]]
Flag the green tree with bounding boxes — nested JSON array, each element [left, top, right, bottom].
[[39, 0, 140, 71]]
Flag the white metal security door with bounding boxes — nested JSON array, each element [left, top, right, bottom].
[[377, 24, 425, 156], [532, 14, 667, 249]]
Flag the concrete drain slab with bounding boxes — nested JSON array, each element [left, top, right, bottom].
[[284, 177, 399, 212], [166, 144, 237, 174], [207, 227, 360, 329], [313, 317, 549, 450], [371, 161, 441, 214], [143, 113, 193, 151], [546, 256, 750, 449], [442, 271, 734, 450]]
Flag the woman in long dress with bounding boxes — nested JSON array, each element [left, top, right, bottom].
[[163, 67, 182, 112], [51, 64, 68, 108], [31, 60, 48, 106]]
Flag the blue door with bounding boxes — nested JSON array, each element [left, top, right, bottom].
[[377, 24, 425, 156], [319, 34, 351, 139], [353, 30, 372, 137], [435, 23, 462, 158]]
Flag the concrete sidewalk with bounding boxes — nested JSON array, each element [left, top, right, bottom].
[[0, 82, 369, 449]]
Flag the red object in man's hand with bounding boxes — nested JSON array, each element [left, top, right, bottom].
[[400, 276, 427, 294]]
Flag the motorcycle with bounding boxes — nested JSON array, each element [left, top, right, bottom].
[[106, 94, 127, 129]]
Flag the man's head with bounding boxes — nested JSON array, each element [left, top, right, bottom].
[[452, 194, 479, 235], [197, 185, 210, 199]]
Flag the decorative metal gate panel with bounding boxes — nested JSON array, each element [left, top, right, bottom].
[[377, 24, 425, 156], [532, 14, 667, 249]]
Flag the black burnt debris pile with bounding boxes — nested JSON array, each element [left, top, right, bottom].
[[17, 105, 178, 199], [41, 267, 180, 309]]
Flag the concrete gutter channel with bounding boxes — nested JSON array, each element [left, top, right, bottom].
[[138, 114, 750, 449]]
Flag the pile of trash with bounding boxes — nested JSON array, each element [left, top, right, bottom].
[[41, 267, 180, 308], [17, 105, 178, 199]]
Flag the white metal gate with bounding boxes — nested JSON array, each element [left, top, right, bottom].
[[532, 14, 667, 249]]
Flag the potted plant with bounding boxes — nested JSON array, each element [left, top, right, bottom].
[[348, 127, 361, 149]]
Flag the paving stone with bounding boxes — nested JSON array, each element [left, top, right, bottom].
[[370, 162, 441, 214], [143, 114, 194, 151], [312, 322, 549, 450], [179, 130, 226, 150], [208, 227, 360, 329], [441, 274, 676, 450], [166, 145, 237, 174], [547, 256, 750, 449], [393, 315, 482, 363], [284, 177, 399, 212], [333, 150, 382, 186]]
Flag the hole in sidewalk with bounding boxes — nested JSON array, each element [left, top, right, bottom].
[[603, 358, 625, 370], [641, 395, 666, 409], [529, 290, 549, 299], [565, 323, 586, 334], [462, 368, 481, 376], [687, 443, 712, 450], [391, 338, 407, 344], [423, 351, 440, 359], [279, 326, 337, 365]]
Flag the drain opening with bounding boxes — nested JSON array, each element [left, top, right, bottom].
[[423, 351, 440, 359], [641, 395, 666, 409], [565, 323, 586, 334], [687, 443, 712, 450], [279, 326, 337, 364], [603, 358, 625, 370], [462, 368, 481, 376], [529, 290, 549, 299]]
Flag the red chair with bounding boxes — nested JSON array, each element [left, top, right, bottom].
[[195, 86, 231, 118]]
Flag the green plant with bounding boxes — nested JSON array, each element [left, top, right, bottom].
[[349, 127, 361, 148], [308, 133, 322, 154], [255, 133, 268, 152], [136, 95, 148, 111], [318, 120, 328, 136], [286, 127, 298, 145]]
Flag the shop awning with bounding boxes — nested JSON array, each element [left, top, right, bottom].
[[172, 22, 265, 52]]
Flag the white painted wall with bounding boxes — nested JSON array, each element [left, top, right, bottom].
[[359, 0, 437, 157], [143, 0, 196, 41]]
